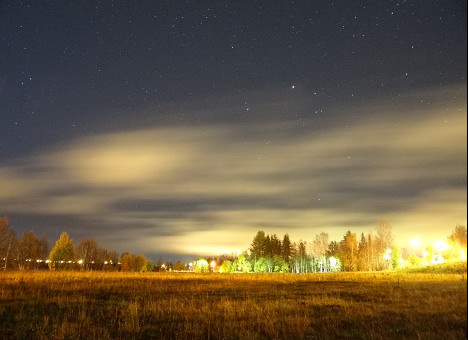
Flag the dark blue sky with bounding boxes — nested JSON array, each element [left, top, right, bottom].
[[0, 1, 466, 260]]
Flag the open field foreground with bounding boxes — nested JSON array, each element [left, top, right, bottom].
[[0, 271, 466, 340]]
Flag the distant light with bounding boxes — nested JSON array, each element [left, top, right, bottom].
[[78, 259, 83, 264], [410, 237, 422, 248], [104, 261, 108, 265], [210, 261, 216, 268], [386, 248, 392, 254], [384, 254, 391, 260], [329, 257, 337, 267], [434, 239, 450, 252]]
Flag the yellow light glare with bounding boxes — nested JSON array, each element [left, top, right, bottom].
[[198, 259, 207, 266], [410, 237, 422, 248], [434, 239, 450, 252], [460, 249, 467, 261]]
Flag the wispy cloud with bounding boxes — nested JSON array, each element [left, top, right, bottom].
[[1, 86, 466, 256]]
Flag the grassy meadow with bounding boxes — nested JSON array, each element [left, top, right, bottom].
[[0, 268, 466, 340]]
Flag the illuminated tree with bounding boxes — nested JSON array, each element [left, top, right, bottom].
[[374, 221, 394, 270], [408, 254, 422, 266], [120, 253, 153, 272], [0, 216, 16, 271], [254, 257, 268, 273], [367, 234, 375, 271], [291, 241, 307, 273], [424, 246, 434, 265], [137, 255, 153, 272], [194, 258, 209, 273], [339, 231, 358, 271], [311, 232, 329, 272], [391, 245, 401, 269], [272, 255, 289, 273], [220, 260, 232, 273], [49, 232, 75, 270], [120, 253, 133, 271], [376, 220, 394, 249], [232, 254, 252, 273]]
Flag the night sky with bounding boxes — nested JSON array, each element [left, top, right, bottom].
[[1, 1, 466, 260]]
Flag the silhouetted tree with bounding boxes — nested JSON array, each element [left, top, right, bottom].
[[270, 234, 282, 257], [17, 231, 47, 270], [281, 234, 292, 263], [76, 238, 99, 270], [250, 231, 267, 261], [0, 216, 16, 271], [357, 233, 370, 271], [449, 225, 467, 248]]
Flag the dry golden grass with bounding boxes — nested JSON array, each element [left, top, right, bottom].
[[0, 271, 466, 340]]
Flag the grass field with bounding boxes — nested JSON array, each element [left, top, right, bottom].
[[0, 269, 466, 340]]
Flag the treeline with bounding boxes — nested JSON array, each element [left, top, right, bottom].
[[195, 221, 395, 274], [1, 214, 466, 273], [0, 216, 153, 272], [194, 222, 467, 274], [221, 221, 397, 273]]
